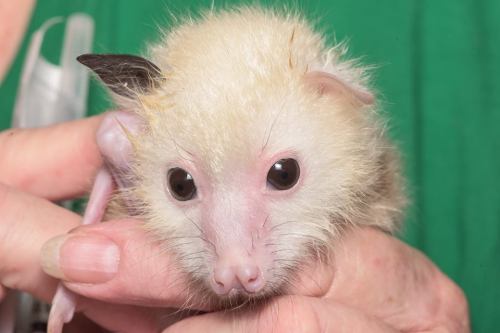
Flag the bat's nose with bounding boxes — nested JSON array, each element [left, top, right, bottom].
[[212, 264, 264, 295]]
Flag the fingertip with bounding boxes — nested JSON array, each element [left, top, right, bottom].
[[40, 235, 67, 280], [57, 220, 199, 310], [42, 233, 120, 284]]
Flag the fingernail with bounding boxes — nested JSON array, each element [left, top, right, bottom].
[[41, 234, 120, 284]]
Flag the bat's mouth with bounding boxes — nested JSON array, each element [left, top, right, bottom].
[[204, 274, 290, 310], [224, 287, 272, 300]]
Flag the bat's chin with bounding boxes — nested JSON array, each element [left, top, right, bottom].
[[211, 286, 281, 309]]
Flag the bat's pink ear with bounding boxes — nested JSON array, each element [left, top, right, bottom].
[[303, 71, 374, 106], [97, 111, 143, 171]]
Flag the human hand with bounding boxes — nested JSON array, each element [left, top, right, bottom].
[[41, 218, 470, 332], [0, 116, 103, 304], [164, 227, 470, 332], [0, 117, 107, 331], [0, 116, 469, 332], [0, 117, 178, 331]]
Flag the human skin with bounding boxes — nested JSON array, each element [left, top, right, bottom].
[[0, 0, 35, 83], [0, 117, 469, 332]]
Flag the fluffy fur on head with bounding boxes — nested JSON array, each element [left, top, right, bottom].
[[107, 6, 405, 303]]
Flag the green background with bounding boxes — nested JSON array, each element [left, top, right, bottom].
[[1, 0, 498, 331]]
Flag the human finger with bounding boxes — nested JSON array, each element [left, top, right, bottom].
[[323, 228, 469, 332], [75, 297, 176, 333], [263, 227, 468, 332], [40, 219, 203, 310], [165, 295, 398, 333], [0, 116, 103, 201], [0, 184, 80, 302]]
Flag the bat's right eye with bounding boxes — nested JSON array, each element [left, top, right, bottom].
[[266, 158, 300, 190], [167, 168, 197, 201]]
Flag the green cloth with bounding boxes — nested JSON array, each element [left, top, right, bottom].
[[1, 1, 498, 331]]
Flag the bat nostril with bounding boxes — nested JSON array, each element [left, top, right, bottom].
[[236, 266, 264, 293], [212, 266, 238, 295]]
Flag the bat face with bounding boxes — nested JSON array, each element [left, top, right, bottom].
[[128, 76, 383, 302], [82, 7, 404, 305]]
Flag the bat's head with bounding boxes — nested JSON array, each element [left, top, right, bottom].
[[80, 8, 404, 306]]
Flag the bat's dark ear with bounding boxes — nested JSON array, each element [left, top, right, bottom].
[[77, 54, 163, 97]]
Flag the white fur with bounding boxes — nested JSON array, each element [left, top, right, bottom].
[[111, 6, 405, 301]]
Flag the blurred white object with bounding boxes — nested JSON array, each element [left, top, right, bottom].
[[13, 13, 94, 128]]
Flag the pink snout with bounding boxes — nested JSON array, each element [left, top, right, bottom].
[[212, 264, 264, 295]]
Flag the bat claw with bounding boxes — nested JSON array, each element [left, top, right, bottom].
[[47, 284, 77, 333]]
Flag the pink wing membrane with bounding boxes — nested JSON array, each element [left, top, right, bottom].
[[47, 111, 141, 332]]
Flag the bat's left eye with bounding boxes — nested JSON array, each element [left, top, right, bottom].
[[267, 158, 300, 190], [167, 168, 197, 201]]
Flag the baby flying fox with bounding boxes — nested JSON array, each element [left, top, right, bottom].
[[48, 6, 405, 331]]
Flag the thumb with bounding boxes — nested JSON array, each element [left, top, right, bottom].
[[40, 219, 206, 310]]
